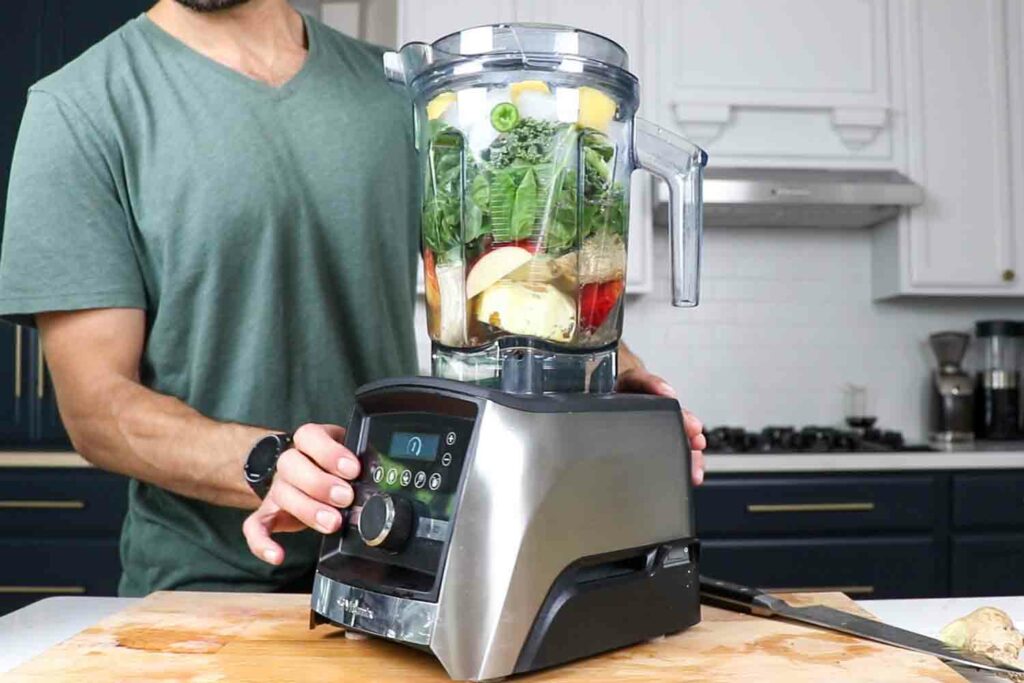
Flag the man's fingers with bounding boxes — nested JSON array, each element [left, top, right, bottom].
[[616, 369, 678, 398], [691, 433, 708, 452], [691, 449, 705, 486], [276, 449, 354, 508], [242, 505, 286, 565], [269, 478, 342, 534], [293, 423, 360, 480], [682, 409, 703, 439]]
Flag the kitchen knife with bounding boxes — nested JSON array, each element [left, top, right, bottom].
[[700, 575, 1024, 675]]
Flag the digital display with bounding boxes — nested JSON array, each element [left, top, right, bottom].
[[389, 432, 440, 461]]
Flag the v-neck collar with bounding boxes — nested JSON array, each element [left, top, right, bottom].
[[135, 11, 320, 100]]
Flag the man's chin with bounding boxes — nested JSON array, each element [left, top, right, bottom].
[[173, 0, 252, 12]]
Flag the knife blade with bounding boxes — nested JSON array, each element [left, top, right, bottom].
[[700, 575, 1024, 675]]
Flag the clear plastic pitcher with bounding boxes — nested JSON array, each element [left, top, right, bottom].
[[385, 24, 706, 393]]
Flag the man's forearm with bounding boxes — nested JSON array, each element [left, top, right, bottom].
[[68, 374, 267, 509]]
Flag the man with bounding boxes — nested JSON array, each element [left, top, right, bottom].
[[0, 0, 705, 596]]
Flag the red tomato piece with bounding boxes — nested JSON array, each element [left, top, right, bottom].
[[579, 279, 624, 330]]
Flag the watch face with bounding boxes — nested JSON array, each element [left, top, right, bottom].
[[245, 434, 287, 486]]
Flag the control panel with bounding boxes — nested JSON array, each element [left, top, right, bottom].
[[316, 403, 476, 601]]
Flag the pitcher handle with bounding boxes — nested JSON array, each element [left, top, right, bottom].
[[632, 118, 707, 307]]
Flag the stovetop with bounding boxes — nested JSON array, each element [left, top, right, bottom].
[[703, 425, 931, 454]]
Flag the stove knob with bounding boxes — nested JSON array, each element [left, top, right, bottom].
[[358, 494, 414, 551]]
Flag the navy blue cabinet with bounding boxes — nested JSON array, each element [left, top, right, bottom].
[[697, 470, 1024, 599], [0, 467, 127, 615]]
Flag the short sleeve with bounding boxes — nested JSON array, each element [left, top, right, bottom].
[[0, 90, 146, 326]]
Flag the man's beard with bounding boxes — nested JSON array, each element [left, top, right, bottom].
[[173, 0, 252, 12]]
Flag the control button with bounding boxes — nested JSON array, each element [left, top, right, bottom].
[[445, 432, 456, 446], [429, 473, 442, 491], [414, 471, 427, 489], [358, 493, 414, 551], [400, 469, 412, 487], [371, 466, 384, 483], [441, 452, 452, 467], [385, 468, 398, 486]]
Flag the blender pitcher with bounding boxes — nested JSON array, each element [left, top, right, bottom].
[[384, 24, 706, 393]]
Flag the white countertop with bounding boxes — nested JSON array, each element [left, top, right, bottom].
[[705, 450, 1024, 473], [1, 595, 1022, 678], [863, 596, 1024, 682]]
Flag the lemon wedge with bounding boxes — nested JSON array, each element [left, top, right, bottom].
[[426, 92, 456, 120], [578, 86, 617, 131], [510, 80, 550, 103]]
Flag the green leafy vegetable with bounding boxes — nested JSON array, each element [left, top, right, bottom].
[[511, 168, 538, 239], [421, 114, 627, 259]]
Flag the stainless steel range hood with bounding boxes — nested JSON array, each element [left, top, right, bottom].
[[656, 168, 925, 228]]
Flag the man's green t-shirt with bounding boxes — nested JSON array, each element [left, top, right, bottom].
[[0, 14, 420, 595]]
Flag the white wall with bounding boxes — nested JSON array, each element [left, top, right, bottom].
[[415, 224, 1024, 442]]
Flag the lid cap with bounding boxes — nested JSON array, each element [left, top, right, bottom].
[[975, 320, 1024, 337]]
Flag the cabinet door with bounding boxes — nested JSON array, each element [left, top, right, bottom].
[[898, 0, 1020, 292], [645, 0, 896, 166], [29, 333, 70, 447], [0, 2, 45, 243], [700, 536, 943, 599], [38, 0, 154, 78], [951, 533, 1024, 597], [0, 325, 30, 445]]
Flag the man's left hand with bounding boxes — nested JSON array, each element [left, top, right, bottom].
[[616, 368, 706, 486]]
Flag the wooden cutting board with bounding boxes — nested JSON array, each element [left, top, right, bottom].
[[7, 591, 967, 682]]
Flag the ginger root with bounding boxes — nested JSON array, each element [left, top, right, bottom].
[[940, 607, 1024, 680]]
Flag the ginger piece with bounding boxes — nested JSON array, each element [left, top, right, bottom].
[[940, 607, 1024, 681]]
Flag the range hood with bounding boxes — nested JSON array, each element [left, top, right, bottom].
[[656, 168, 925, 228]]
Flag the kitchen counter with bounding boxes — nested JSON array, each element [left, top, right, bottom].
[[1, 594, 1020, 679], [863, 596, 1024, 683], [6, 450, 1024, 473], [705, 449, 1024, 474], [0, 451, 90, 467]]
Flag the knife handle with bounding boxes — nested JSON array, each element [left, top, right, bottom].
[[700, 575, 778, 616]]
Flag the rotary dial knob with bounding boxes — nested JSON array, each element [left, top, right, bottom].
[[357, 493, 414, 551]]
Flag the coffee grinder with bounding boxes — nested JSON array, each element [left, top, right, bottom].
[[928, 331, 974, 445]]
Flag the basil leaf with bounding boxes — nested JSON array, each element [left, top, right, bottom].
[[511, 168, 538, 240], [489, 170, 517, 242]]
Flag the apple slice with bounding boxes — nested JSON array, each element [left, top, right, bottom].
[[466, 246, 532, 299]]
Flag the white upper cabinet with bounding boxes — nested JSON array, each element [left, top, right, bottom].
[[644, 0, 900, 167], [397, 0, 514, 43], [873, 0, 1024, 297]]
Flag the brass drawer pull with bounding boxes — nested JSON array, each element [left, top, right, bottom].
[[13, 326, 22, 399], [0, 500, 85, 510], [0, 585, 86, 595], [746, 502, 875, 513], [763, 585, 875, 596]]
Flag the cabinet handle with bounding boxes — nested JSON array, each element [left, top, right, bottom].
[[0, 500, 85, 510], [0, 585, 86, 595], [763, 585, 875, 596], [13, 326, 22, 399], [746, 502, 875, 513], [1004, 269, 1016, 282], [37, 343, 45, 399]]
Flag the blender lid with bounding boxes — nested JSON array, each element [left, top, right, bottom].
[[384, 23, 634, 88], [975, 319, 1024, 337]]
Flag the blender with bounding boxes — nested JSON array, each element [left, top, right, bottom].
[[310, 24, 706, 681]]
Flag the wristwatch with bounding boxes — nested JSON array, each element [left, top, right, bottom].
[[244, 432, 293, 499]]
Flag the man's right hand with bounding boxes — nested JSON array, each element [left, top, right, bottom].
[[243, 423, 361, 565]]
